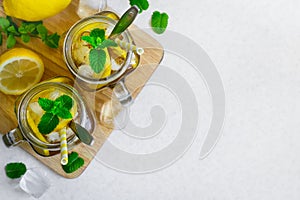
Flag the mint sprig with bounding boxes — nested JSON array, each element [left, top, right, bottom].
[[37, 95, 74, 134], [62, 152, 84, 173], [5, 162, 27, 179], [129, 0, 149, 13], [127, 0, 170, 34], [81, 28, 117, 74], [0, 16, 60, 48]]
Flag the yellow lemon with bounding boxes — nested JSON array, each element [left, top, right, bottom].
[[3, 0, 72, 21], [0, 48, 44, 95]]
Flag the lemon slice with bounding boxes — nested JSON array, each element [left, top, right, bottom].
[[0, 48, 44, 95], [3, 0, 71, 21], [27, 110, 49, 156]]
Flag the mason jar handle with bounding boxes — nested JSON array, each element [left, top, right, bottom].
[[2, 128, 24, 147], [113, 79, 133, 107]]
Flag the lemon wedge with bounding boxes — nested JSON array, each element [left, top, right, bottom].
[[3, 0, 71, 21], [0, 48, 44, 95]]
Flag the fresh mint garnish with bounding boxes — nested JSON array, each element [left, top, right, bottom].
[[5, 162, 27, 179], [151, 11, 169, 34], [38, 112, 59, 135], [37, 95, 74, 134], [0, 16, 60, 48], [38, 98, 54, 111], [56, 108, 73, 119], [129, 0, 149, 13], [62, 152, 84, 174], [99, 39, 118, 49], [89, 49, 106, 73], [54, 95, 74, 110], [81, 28, 117, 74]]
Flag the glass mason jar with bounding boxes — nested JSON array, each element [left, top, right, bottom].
[[2, 77, 95, 157], [63, 10, 140, 107]]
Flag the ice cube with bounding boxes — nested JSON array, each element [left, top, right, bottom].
[[78, 64, 94, 79], [110, 59, 121, 71], [29, 102, 44, 118], [19, 169, 50, 198], [45, 132, 60, 143], [49, 90, 60, 100]]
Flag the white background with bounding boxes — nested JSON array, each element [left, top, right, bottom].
[[2, 0, 300, 199]]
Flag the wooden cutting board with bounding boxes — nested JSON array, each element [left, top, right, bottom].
[[0, 1, 163, 178]]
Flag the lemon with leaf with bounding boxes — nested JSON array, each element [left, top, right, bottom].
[[3, 0, 72, 21]]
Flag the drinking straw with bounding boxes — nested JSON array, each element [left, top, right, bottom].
[[114, 38, 144, 55], [59, 127, 68, 165]]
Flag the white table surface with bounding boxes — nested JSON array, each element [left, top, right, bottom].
[[2, 0, 300, 199]]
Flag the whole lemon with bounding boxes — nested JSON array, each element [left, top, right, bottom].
[[3, 0, 72, 21]]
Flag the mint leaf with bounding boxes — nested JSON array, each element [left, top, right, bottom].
[[151, 11, 169, 34], [89, 48, 106, 73], [0, 34, 2, 45], [38, 98, 54, 111], [36, 24, 47, 40], [19, 23, 36, 34], [18, 26, 27, 34], [5, 162, 27, 179], [129, 0, 149, 13], [21, 34, 30, 43], [90, 28, 105, 41], [24, 23, 36, 33], [38, 112, 59, 134], [54, 95, 73, 110], [81, 35, 96, 48], [7, 34, 16, 48], [45, 33, 60, 48], [99, 39, 117, 48], [56, 108, 72, 119], [0, 17, 10, 30], [7, 25, 18, 34], [62, 152, 84, 174]]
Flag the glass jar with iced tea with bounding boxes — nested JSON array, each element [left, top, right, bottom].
[[63, 10, 140, 106], [2, 77, 95, 156]]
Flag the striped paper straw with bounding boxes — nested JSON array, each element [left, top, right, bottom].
[[114, 38, 144, 55], [59, 127, 68, 165]]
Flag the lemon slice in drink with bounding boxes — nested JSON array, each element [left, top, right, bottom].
[[0, 48, 44, 95]]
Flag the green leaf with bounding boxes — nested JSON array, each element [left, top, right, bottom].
[[56, 108, 72, 119], [99, 39, 117, 48], [54, 95, 74, 110], [0, 17, 10, 30], [151, 11, 169, 34], [25, 23, 36, 33], [89, 48, 106, 73], [36, 24, 48, 40], [129, 0, 149, 13], [90, 28, 105, 41], [7, 34, 16, 48], [62, 152, 84, 173], [38, 112, 59, 134], [18, 25, 27, 34], [5, 162, 27, 179], [81, 35, 96, 48], [21, 34, 30, 43], [0, 34, 2, 46], [7, 25, 18, 34], [38, 98, 54, 112], [45, 33, 60, 48]]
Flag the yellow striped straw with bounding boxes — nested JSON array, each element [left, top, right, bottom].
[[59, 127, 68, 165], [114, 38, 144, 55]]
